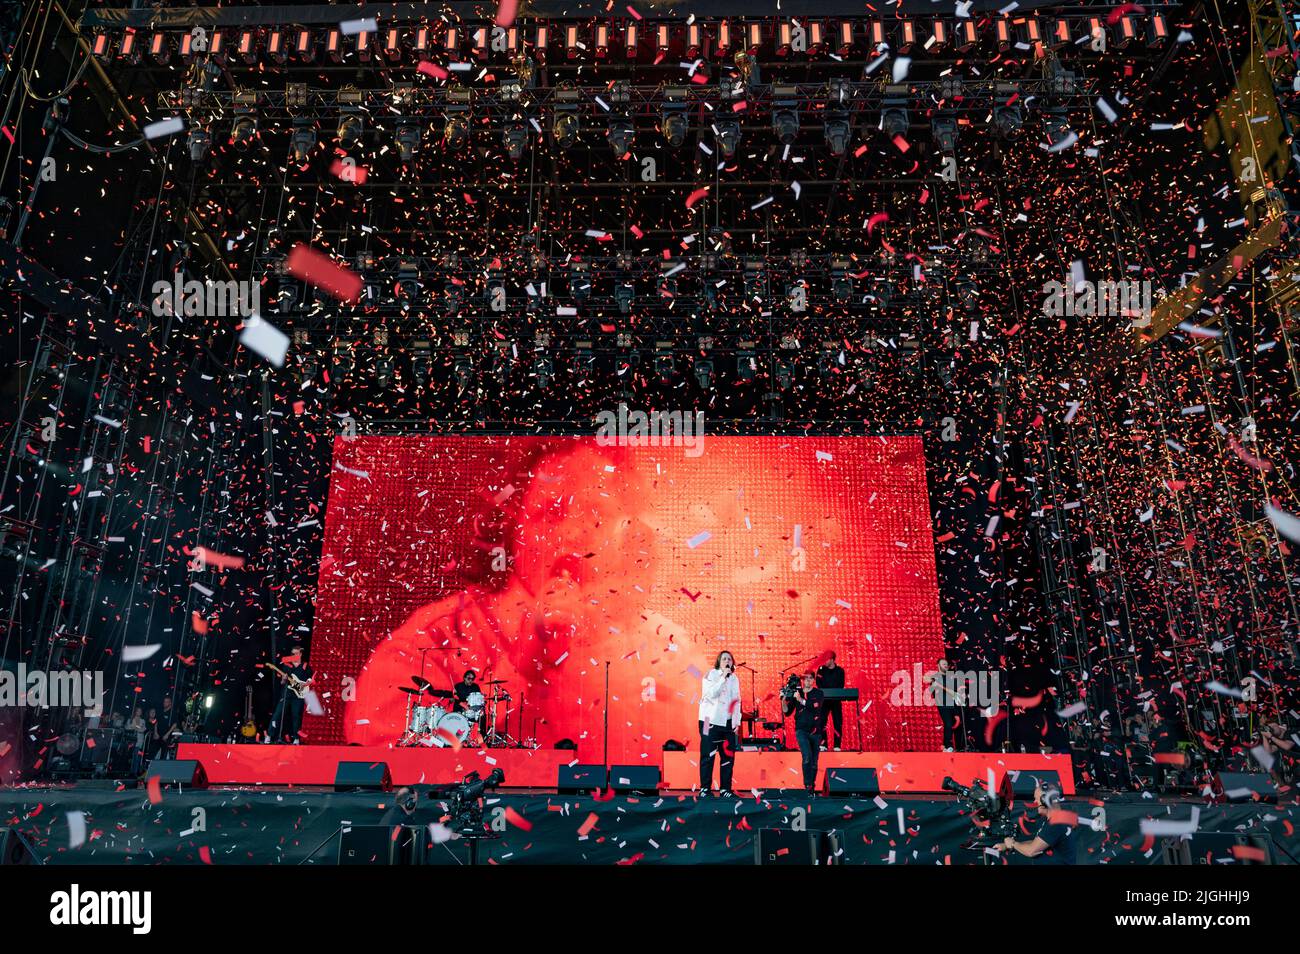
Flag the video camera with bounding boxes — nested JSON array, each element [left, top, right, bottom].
[[942, 776, 1019, 845], [779, 674, 801, 701]]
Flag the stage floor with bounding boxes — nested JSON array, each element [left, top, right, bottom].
[[173, 743, 1077, 793], [0, 784, 1290, 865]]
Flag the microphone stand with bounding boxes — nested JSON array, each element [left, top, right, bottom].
[[736, 662, 758, 742], [602, 661, 610, 778]]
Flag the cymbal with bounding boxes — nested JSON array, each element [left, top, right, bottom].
[[410, 675, 433, 690], [398, 686, 422, 695], [484, 679, 508, 685], [426, 689, 454, 699]]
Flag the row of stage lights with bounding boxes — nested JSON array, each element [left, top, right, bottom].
[[191, 72, 1068, 160], [91, 13, 1172, 66]]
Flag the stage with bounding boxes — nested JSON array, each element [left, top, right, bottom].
[[0, 782, 1289, 866], [173, 743, 1078, 794]]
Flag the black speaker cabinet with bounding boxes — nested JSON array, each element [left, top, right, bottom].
[[557, 763, 606, 794], [607, 765, 660, 795], [754, 828, 836, 865], [144, 759, 208, 789], [1161, 833, 1273, 865], [823, 767, 879, 796], [337, 825, 414, 865], [334, 761, 393, 792]]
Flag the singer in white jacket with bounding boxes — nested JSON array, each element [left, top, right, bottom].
[[699, 651, 742, 795]]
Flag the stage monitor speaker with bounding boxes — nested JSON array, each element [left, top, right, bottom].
[[1160, 832, 1273, 865], [145, 759, 208, 789], [337, 825, 413, 865], [608, 765, 660, 795], [1006, 769, 1060, 799], [754, 828, 835, 865], [334, 761, 392, 792], [1213, 771, 1277, 803], [557, 764, 606, 794], [823, 767, 879, 796], [0, 828, 39, 865]]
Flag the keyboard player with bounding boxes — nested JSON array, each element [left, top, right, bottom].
[[816, 652, 846, 751]]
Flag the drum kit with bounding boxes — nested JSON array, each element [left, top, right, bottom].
[[396, 674, 524, 748]]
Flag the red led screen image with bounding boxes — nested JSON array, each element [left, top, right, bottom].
[[304, 435, 944, 759]]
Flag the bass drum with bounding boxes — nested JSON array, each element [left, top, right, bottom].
[[428, 711, 471, 747]]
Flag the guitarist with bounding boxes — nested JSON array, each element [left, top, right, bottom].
[[267, 645, 314, 744]]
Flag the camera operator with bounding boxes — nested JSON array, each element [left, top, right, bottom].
[[999, 783, 1076, 864], [1260, 720, 1299, 783], [783, 671, 826, 793]]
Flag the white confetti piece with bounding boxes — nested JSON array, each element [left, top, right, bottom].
[[239, 313, 290, 367], [686, 531, 711, 549], [122, 644, 161, 662], [340, 18, 378, 36], [143, 117, 184, 140]]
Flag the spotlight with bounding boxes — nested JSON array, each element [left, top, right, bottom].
[[552, 108, 579, 148], [615, 282, 634, 314], [772, 109, 798, 145], [735, 350, 755, 381], [453, 356, 473, 390], [881, 101, 909, 139], [663, 106, 688, 146], [411, 345, 431, 388], [395, 122, 421, 161], [932, 114, 958, 154], [994, 84, 1022, 138], [187, 128, 211, 161], [1044, 108, 1071, 146], [715, 119, 741, 158], [654, 353, 675, 379], [693, 358, 713, 389], [534, 356, 553, 387], [231, 114, 257, 145], [824, 114, 849, 155], [375, 356, 394, 388], [290, 121, 315, 162], [443, 111, 469, 146], [607, 117, 634, 155], [502, 121, 527, 159], [337, 113, 363, 146]]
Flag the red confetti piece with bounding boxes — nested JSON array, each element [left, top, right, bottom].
[[418, 61, 448, 80], [494, 0, 519, 28], [685, 187, 710, 209], [577, 812, 599, 836], [1106, 3, 1144, 25], [147, 775, 163, 804], [504, 806, 532, 831], [285, 243, 363, 303]]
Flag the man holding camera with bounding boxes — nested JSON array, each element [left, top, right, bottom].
[[783, 671, 827, 793], [999, 782, 1077, 864]]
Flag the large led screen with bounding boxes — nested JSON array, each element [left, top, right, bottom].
[[304, 435, 944, 759]]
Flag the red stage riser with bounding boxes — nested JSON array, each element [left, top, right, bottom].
[[177, 744, 1073, 794]]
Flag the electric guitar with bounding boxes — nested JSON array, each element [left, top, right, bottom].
[[266, 663, 311, 699], [240, 685, 258, 739]]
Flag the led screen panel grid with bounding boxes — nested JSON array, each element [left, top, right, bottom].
[[305, 435, 944, 758]]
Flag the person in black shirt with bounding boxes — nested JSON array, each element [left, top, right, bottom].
[[783, 671, 826, 792], [815, 652, 846, 751], [1000, 783, 1077, 864], [268, 645, 314, 744], [452, 669, 488, 740]]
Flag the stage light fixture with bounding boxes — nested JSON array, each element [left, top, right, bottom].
[[824, 114, 849, 155], [615, 282, 635, 314], [375, 356, 394, 388], [395, 122, 421, 161], [736, 349, 756, 381], [502, 121, 528, 159], [443, 110, 469, 146], [607, 117, 635, 155], [940, 74, 963, 102], [715, 119, 741, 159], [453, 355, 473, 390], [932, 114, 957, 154], [534, 356, 554, 388], [881, 96, 909, 139], [552, 108, 579, 149], [187, 128, 211, 161], [994, 103, 1022, 138], [570, 262, 591, 300], [289, 121, 316, 163], [772, 108, 799, 146], [654, 352, 675, 380], [411, 343, 431, 387], [337, 112, 364, 146], [663, 106, 688, 147], [231, 113, 257, 146], [694, 358, 714, 389], [1043, 108, 1071, 147]]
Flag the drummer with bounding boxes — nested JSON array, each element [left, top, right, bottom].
[[453, 670, 488, 740]]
